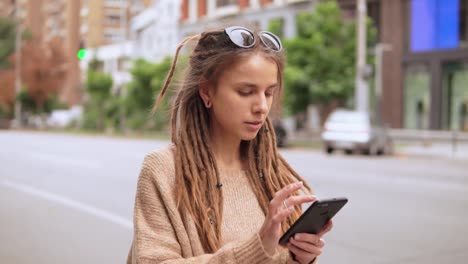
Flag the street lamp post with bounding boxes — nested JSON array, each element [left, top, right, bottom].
[[355, 0, 368, 112], [119, 0, 128, 133], [14, 0, 23, 128]]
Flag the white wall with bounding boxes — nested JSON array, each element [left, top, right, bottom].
[[131, 0, 181, 63]]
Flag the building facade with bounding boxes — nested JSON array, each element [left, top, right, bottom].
[[0, 0, 82, 106], [179, 0, 315, 39], [82, 0, 155, 48], [340, 0, 468, 131], [131, 0, 181, 62]]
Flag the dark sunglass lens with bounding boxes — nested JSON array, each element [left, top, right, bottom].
[[229, 28, 255, 48], [260, 32, 282, 51]]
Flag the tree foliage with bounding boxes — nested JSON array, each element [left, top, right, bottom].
[[0, 17, 32, 69], [0, 69, 14, 112], [125, 57, 174, 131], [0, 17, 17, 70], [82, 58, 113, 131], [20, 37, 68, 111], [0, 36, 68, 115], [281, 0, 377, 117]]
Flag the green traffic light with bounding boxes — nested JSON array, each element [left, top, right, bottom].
[[77, 49, 87, 60]]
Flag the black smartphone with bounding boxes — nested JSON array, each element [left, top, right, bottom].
[[279, 197, 348, 245]]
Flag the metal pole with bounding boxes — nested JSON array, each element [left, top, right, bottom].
[[119, 0, 127, 133], [14, 0, 22, 128], [355, 0, 367, 112]]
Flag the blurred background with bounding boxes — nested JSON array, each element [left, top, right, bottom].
[[0, 0, 467, 263]]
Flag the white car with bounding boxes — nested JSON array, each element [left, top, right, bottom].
[[321, 109, 393, 155], [47, 106, 83, 128]]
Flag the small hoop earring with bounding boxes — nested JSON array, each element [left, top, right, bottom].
[[205, 101, 212, 108]]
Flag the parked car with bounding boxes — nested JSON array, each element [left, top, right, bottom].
[[273, 119, 287, 148], [321, 109, 393, 155]]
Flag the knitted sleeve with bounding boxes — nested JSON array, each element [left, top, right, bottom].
[[127, 152, 280, 264]]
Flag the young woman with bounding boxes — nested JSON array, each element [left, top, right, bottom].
[[127, 26, 333, 264]]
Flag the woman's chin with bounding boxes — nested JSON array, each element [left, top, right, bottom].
[[241, 131, 260, 141]]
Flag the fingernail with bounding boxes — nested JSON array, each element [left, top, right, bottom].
[[288, 206, 294, 212], [297, 181, 303, 186], [310, 195, 317, 199], [295, 234, 300, 240]]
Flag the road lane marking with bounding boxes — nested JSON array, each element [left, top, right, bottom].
[[27, 151, 102, 170], [1, 180, 132, 230]]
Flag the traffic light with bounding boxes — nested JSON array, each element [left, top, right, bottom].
[[77, 49, 87, 60], [77, 40, 86, 60]]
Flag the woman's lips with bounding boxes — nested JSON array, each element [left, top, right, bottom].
[[245, 121, 262, 131]]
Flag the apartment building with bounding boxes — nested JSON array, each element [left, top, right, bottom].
[[0, 0, 21, 18], [0, 0, 82, 105], [82, 0, 155, 48], [180, 0, 468, 131], [131, 0, 181, 63], [179, 0, 315, 39]]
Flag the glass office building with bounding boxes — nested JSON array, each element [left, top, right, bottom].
[[339, 0, 468, 130], [405, 0, 468, 131]]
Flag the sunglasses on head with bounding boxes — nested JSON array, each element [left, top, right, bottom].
[[224, 26, 283, 52]]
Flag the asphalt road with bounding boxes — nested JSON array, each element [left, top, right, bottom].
[[1, 131, 467, 264]]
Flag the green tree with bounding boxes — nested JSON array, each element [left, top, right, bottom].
[[83, 58, 113, 131], [268, 18, 284, 39], [282, 0, 376, 123], [0, 17, 17, 69], [125, 57, 174, 131], [0, 17, 32, 69]]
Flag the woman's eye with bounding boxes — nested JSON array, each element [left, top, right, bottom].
[[239, 91, 252, 96], [265, 89, 276, 97]]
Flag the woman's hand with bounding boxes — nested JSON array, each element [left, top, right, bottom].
[[258, 182, 316, 255], [287, 220, 334, 264]]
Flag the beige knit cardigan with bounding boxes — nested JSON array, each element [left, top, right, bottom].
[[127, 146, 316, 264]]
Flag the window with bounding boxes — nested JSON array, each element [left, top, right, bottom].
[[105, 0, 124, 4], [104, 31, 123, 43], [216, 0, 236, 7], [410, 0, 461, 52], [105, 14, 121, 25], [404, 64, 431, 129], [442, 62, 468, 131]]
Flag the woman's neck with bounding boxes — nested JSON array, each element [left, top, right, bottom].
[[209, 135, 244, 171]]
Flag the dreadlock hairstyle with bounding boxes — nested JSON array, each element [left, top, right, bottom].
[[152, 28, 312, 253]]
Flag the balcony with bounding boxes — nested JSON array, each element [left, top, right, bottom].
[[104, 0, 126, 8]]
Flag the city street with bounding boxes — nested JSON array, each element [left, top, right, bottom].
[[1, 131, 467, 264]]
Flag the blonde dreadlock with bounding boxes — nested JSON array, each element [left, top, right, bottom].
[[152, 29, 312, 253]]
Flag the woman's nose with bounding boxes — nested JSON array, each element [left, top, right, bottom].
[[253, 94, 269, 114]]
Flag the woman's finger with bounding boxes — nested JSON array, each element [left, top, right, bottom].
[[270, 182, 304, 209], [272, 205, 295, 224], [317, 220, 334, 237], [285, 194, 317, 208], [287, 242, 317, 263], [292, 233, 325, 248], [289, 237, 323, 255], [271, 194, 316, 224]]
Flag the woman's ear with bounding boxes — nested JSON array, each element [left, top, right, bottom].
[[199, 77, 212, 108]]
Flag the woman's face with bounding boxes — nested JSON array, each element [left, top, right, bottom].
[[207, 53, 278, 142]]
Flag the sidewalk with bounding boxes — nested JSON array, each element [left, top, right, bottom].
[[288, 130, 468, 160], [396, 142, 468, 160]]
